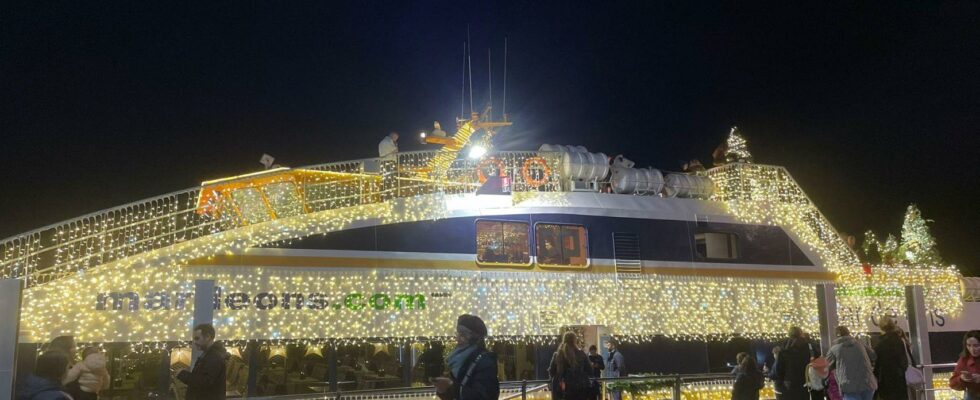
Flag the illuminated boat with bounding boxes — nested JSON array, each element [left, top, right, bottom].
[[0, 112, 970, 396]]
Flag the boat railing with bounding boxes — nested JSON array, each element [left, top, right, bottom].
[[238, 373, 751, 400], [0, 150, 562, 287]]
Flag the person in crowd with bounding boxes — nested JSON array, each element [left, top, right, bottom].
[[434, 314, 499, 400], [766, 346, 781, 377], [548, 332, 592, 400], [603, 339, 626, 400], [176, 323, 229, 400], [587, 345, 605, 400], [732, 352, 764, 400], [775, 327, 811, 400], [47, 336, 82, 399], [825, 326, 877, 400], [47, 337, 76, 359], [377, 131, 400, 197], [18, 350, 73, 400], [64, 347, 111, 400], [872, 317, 908, 400], [378, 132, 399, 160], [949, 330, 980, 400], [803, 332, 827, 400], [421, 341, 447, 383], [766, 346, 783, 400], [431, 121, 447, 138]]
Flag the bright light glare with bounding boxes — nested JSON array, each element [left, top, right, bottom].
[[419, 132, 426, 138], [468, 145, 487, 159]]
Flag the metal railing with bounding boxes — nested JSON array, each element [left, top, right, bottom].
[[0, 151, 563, 287], [241, 373, 749, 400], [912, 364, 965, 400]]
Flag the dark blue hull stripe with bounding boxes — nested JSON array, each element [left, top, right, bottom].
[[264, 214, 814, 266]]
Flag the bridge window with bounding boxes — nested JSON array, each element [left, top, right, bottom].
[[535, 223, 589, 267], [695, 232, 739, 259], [476, 220, 531, 266]]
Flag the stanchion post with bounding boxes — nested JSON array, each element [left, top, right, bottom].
[[191, 280, 216, 364], [0, 279, 25, 399], [816, 283, 839, 355], [905, 285, 933, 400]]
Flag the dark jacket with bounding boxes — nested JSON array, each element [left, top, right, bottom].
[[177, 342, 228, 400], [438, 349, 500, 400], [873, 332, 909, 400], [588, 354, 605, 378], [732, 366, 764, 400], [548, 349, 593, 400], [421, 346, 447, 380], [17, 375, 72, 400], [775, 339, 811, 400]]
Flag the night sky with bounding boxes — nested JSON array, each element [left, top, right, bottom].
[[2, 2, 978, 276]]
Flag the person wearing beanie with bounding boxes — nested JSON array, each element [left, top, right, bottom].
[[434, 314, 500, 400]]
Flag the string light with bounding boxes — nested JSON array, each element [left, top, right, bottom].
[[707, 163, 963, 331], [0, 149, 962, 347]]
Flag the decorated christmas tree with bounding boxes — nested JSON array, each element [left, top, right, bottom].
[[880, 234, 901, 264], [899, 204, 943, 264], [725, 127, 753, 163]]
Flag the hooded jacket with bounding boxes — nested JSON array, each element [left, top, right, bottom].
[[177, 342, 229, 400], [64, 352, 110, 394], [17, 375, 72, 400], [825, 335, 877, 394]]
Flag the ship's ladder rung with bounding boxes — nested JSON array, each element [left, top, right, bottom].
[[613, 232, 642, 273]]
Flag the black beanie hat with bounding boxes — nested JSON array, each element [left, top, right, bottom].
[[457, 314, 488, 337]]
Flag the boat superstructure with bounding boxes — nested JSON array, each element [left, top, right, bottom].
[[0, 116, 964, 346]]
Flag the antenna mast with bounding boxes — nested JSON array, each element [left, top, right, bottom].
[[467, 27, 474, 116], [502, 37, 508, 121], [461, 41, 466, 119], [488, 49, 492, 121]]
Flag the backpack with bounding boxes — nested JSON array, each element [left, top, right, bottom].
[[804, 363, 827, 390]]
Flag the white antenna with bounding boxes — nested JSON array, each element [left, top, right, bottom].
[[502, 37, 508, 120], [461, 41, 466, 119], [467, 26, 474, 115], [488, 48, 492, 120]]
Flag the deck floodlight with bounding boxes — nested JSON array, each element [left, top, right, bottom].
[[468, 145, 487, 159]]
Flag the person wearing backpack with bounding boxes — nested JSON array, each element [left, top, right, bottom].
[[732, 352, 765, 400], [825, 326, 877, 400], [549, 332, 593, 400]]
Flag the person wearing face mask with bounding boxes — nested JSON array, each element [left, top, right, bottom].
[[433, 315, 500, 400], [950, 330, 980, 400]]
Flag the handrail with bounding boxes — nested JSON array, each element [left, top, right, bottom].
[[243, 373, 758, 400], [918, 363, 958, 368], [499, 384, 547, 400], [0, 150, 564, 286]]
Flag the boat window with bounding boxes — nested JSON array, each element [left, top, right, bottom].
[[694, 232, 739, 259], [476, 220, 531, 266], [535, 224, 589, 267]]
